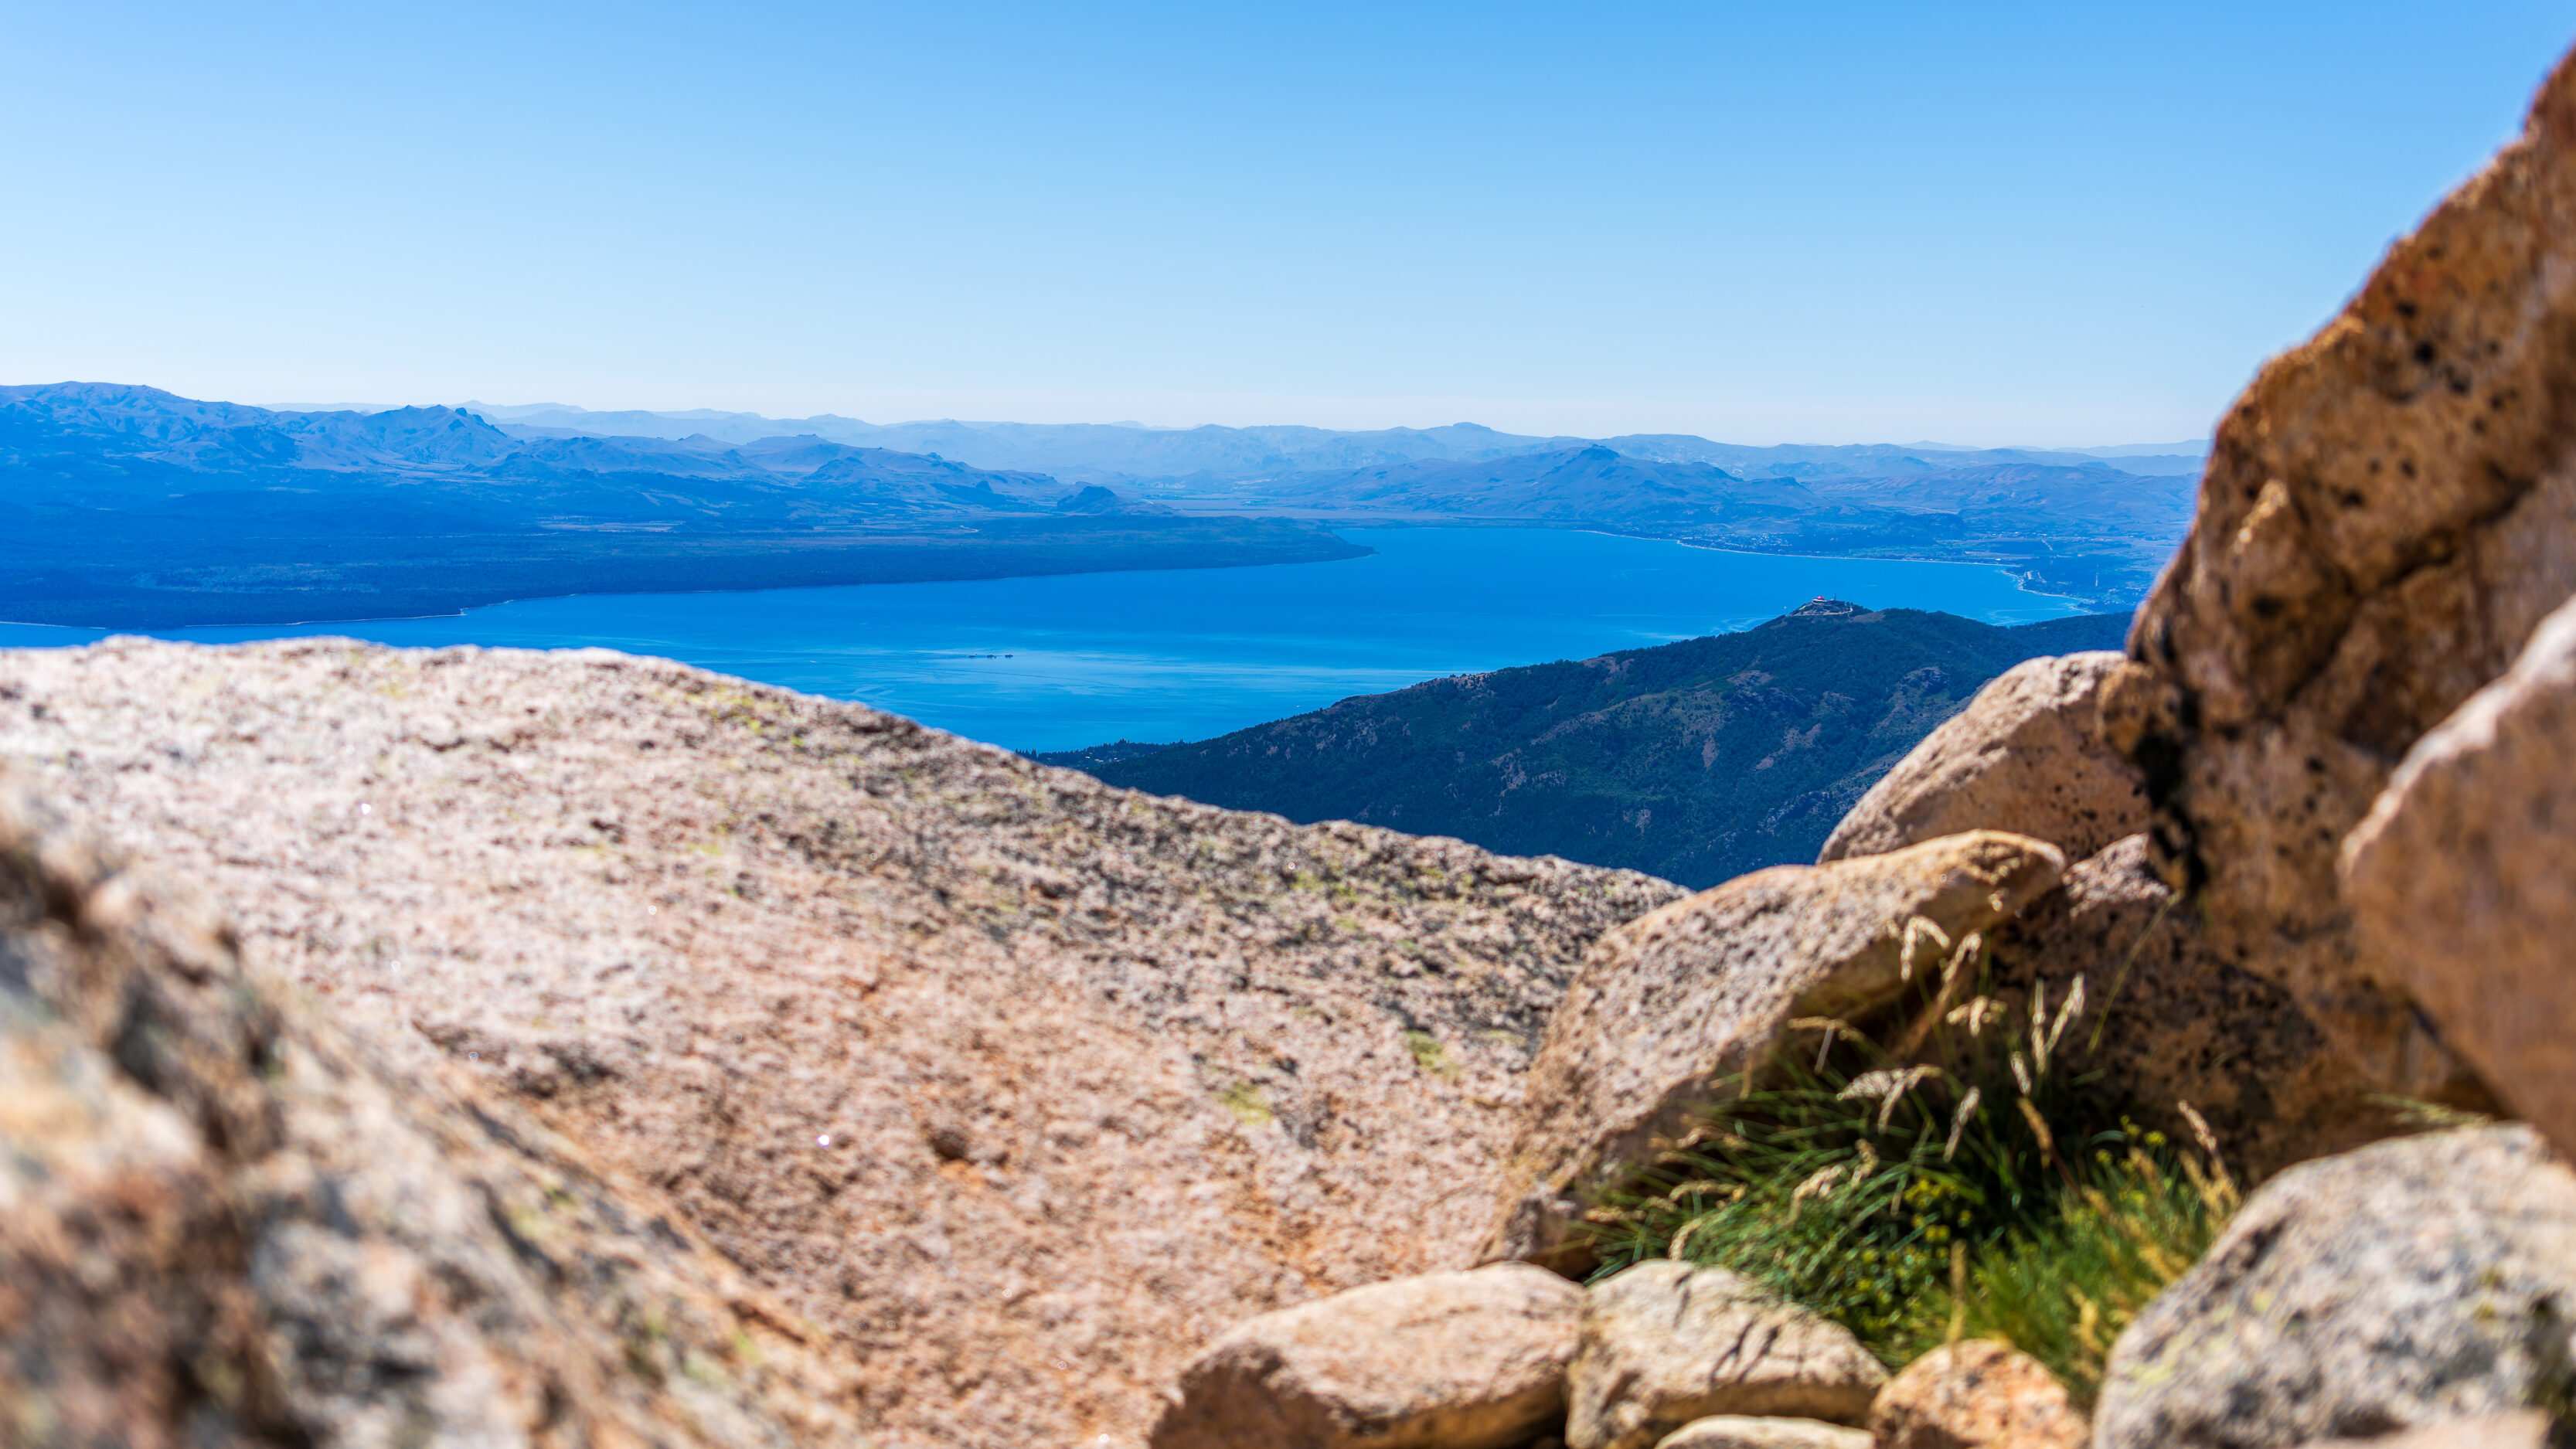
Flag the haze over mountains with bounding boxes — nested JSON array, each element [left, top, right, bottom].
[[0, 380, 2204, 627], [0, 383, 1348, 627], [461, 400, 2203, 607], [462, 398, 2210, 484]]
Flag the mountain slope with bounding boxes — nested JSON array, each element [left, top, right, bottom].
[[1082, 604, 2133, 887]]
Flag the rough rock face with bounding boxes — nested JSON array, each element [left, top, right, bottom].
[[0, 764, 855, 1446], [2292, 1413, 2552, 1449], [1979, 835, 2391, 1179], [1145, 1264, 1581, 1449], [1650, 1417, 1870, 1449], [2096, 1125, 2576, 1448], [1485, 833, 2063, 1267], [1564, 1261, 1887, 1449], [1817, 651, 2148, 866], [0, 638, 1679, 1448], [1866, 1342, 2087, 1449], [2117, 49, 2576, 1099], [2344, 592, 2576, 1162]]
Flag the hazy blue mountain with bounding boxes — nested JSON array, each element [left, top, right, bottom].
[[458, 400, 2209, 489], [1593, 435, 2206, 480], [0, 383, 1341, 627], [1, 383, 520, 484], [1253, 445, 1822, 522], [1233, 446, 2190, 607], [1070, 603, 2133, 886]]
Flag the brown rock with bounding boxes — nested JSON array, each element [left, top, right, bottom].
[[1819, 651, 2148, 865], [1485, 833, 2064, 1267], [1868, 1342, 2087, 1449], [0, 764, 856, 1446], [1147, 1263, 1581, 1449], [2292, 1411, 2551, 1449], [1652, 1417, 1870, 1449], [1564, 1260, 1887, 1449], [2095, 1126, 2576, 1449], [2120, 43, 2576, 1100], [2345, 593, 2576, 1164], [1979, 835, 2395, 1180], [0, 637, 1681, 1448]]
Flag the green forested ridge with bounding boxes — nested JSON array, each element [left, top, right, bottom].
[[1078, 605, 2132, 887]]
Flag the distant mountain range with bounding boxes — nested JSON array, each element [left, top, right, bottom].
[[458, 399, 2209, 485], [1046, 601, 2132, 887], [447, 400, 2203, 608], [0, 383, 1352, 627], [1220, 446, 2192, 606], [0, 380, 2203, 625]]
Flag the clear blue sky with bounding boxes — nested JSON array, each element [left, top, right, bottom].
[[5, 2, 2571, 444]]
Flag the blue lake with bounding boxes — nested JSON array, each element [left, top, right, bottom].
[[0, 528, 2083, 751]]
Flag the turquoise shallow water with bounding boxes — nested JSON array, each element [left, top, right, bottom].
[[0, 528, 2081, 751]]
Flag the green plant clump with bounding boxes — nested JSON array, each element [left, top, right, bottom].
[[1889, 1143, 2237, 1401], [1581, 922, 2238, 1405]]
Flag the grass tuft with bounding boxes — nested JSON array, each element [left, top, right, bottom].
[[1582, 919, 2237, 1403]]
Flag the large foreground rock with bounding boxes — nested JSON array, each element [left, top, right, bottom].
[[2095, 1125, 2576, 1447], [1818, 651, 2147, 865], [0, 765, 853, 1445], [1565, 1261, 1887, 1449], [1980, 835, 2392, 1179], [0, 637, 1679, 1448], [1867, 1342, 2086, 1449], [2345, 592, 2576, 1163], [2116, 46, 2576, 1100], [1147, 1264, 1580, 1449], [1485, 833, 2062, 1266]]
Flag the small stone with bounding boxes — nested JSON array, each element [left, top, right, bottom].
[[1566, 1260, 1887, 1449], [1868, 1341, 2086, 1449], [1149, 1263, 1583, 1449], [1653, 1416, 1870, 1449]]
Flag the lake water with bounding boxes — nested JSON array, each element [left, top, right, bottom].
[[0, 528, 2080, 751]]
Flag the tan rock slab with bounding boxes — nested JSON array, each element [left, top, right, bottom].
[[1148, 1263, 1581, 1449], [1486, 832, 2063, 1265], [1565, 1260, 1887, 1449], [2345, 591, 2576, 1164], [1868, 1341, 2086, 1449], [2096, 1126, 2576, 1449], [1652, 1416, 1870, 1449], [2118, 41, 2576, 1100], [0, 764, 855, 1446], [1819, 651, 2147, 865], [0, 638, 1682, 1449]]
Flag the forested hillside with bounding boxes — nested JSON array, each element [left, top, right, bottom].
[[1077, 603, 2132, 886]]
